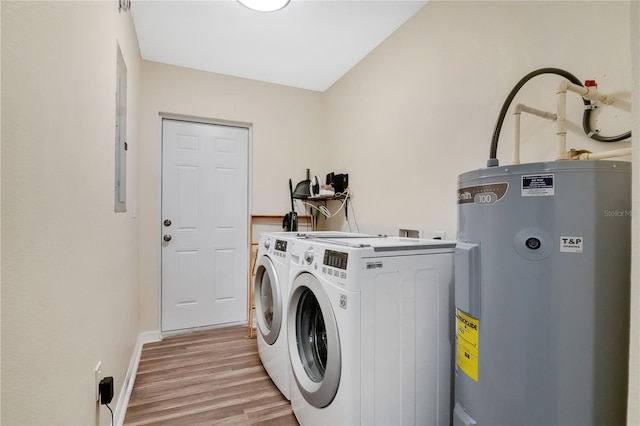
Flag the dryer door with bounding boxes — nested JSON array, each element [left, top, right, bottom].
[[287, 272, 341, 408], [254, 255, 282, 345]]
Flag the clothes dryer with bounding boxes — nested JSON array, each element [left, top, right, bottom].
[[286, 236, 455, 425], [254, 231, 371, 400]]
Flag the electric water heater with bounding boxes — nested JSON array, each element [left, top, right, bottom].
[[454, 160, 631, 425]]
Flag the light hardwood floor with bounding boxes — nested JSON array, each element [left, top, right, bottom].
[[124, 325, 298, 425]]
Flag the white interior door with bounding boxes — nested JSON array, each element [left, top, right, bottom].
[[161, 119, 249, 332]]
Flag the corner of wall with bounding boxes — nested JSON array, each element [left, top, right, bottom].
[[114, 331, 162, 425]]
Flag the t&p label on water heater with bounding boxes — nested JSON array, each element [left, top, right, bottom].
[[560, 236, 584, 253], [456, 309, 479, 382], [522, 174, 554, 197]]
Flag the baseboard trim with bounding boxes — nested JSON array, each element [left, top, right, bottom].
[[113, 330, 162, 425]]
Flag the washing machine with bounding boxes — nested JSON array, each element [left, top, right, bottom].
[[254, 231, 372, 400], [254, 231, 298, 400], [286, 235, 456, 425]]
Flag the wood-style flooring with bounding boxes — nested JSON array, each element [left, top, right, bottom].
[[124, 325, 298, 425]]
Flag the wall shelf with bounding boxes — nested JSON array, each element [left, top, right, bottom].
[[305, 193, 350, 222], [306, 194, 347, 202]]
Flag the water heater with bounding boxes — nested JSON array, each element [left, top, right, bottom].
[[454, 160, 631, 425]]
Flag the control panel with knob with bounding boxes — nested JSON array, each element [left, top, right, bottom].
[[304, 249, 315, 264]]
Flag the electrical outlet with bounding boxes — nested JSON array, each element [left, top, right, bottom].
[[397, 225, 422, 238], [95, 361, 102, 402]]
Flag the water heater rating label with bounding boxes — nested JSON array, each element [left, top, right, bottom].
[[456, 309, 479, 382], [522, 174, 554, 197], [560, 236, 583, 253], [457, 183, 508, 205]]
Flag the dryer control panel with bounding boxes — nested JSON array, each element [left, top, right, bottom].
[[274, 239, 288, 252]]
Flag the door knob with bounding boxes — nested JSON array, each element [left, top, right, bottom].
[[163, 234, 172, 242], [163, 219, 172, 227]]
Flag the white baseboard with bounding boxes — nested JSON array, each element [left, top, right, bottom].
[[113, 330, 162, 426]]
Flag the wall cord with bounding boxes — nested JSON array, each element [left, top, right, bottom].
[[105, 404, 114, 426]]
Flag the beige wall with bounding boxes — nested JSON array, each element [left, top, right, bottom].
[[629, 1, 639, 422], [1, 0, 638, 424], [1, 2, 141, 424], [0, 0, 3, 418], [137, 62, 324, 331], [324, 0, 631, 237], [324, 0, 638, 421]]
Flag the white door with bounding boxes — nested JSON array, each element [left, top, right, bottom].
[[161, 119, 249, 332]]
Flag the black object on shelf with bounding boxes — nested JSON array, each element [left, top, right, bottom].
[[326, 172, 349, 194], [284, 179, 298, 231]]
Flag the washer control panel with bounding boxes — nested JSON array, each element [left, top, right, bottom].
[[323, 250, 348, 269], [322, 249, 349, 280]]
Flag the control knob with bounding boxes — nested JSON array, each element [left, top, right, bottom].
[[304, 249, 315, 264]]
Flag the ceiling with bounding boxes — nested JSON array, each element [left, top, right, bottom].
[[130, 0, 428, 92]]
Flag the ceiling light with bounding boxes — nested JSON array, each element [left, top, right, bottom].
[[237, 0, 290, 12]]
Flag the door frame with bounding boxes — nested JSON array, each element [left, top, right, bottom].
[[158, 112, 253, 334]]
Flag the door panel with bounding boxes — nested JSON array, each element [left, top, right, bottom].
[[176, 166, 199, 228], [162, 119, 249, 332], [176, 250, 198, 304], [214, 249, 236, 300]]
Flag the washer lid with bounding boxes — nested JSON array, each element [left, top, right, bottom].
[[307, 236, 456, 251]]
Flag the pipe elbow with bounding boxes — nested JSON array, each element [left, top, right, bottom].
[[557, 80, 569, 94]]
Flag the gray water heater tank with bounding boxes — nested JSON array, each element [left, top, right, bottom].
[[454, 160, 631, 425]]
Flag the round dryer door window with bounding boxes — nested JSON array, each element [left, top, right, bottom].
[[297, 288, 328, 382], [254, 256, 282, 345], [260, 273, 274, 328], [288, 272, 341, 408]]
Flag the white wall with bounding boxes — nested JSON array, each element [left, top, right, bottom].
[[137, 61, 324, 330], [1, 2, 141, 424]]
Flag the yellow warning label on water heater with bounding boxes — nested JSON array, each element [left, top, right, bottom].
[[456, 309, 479, 381]]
